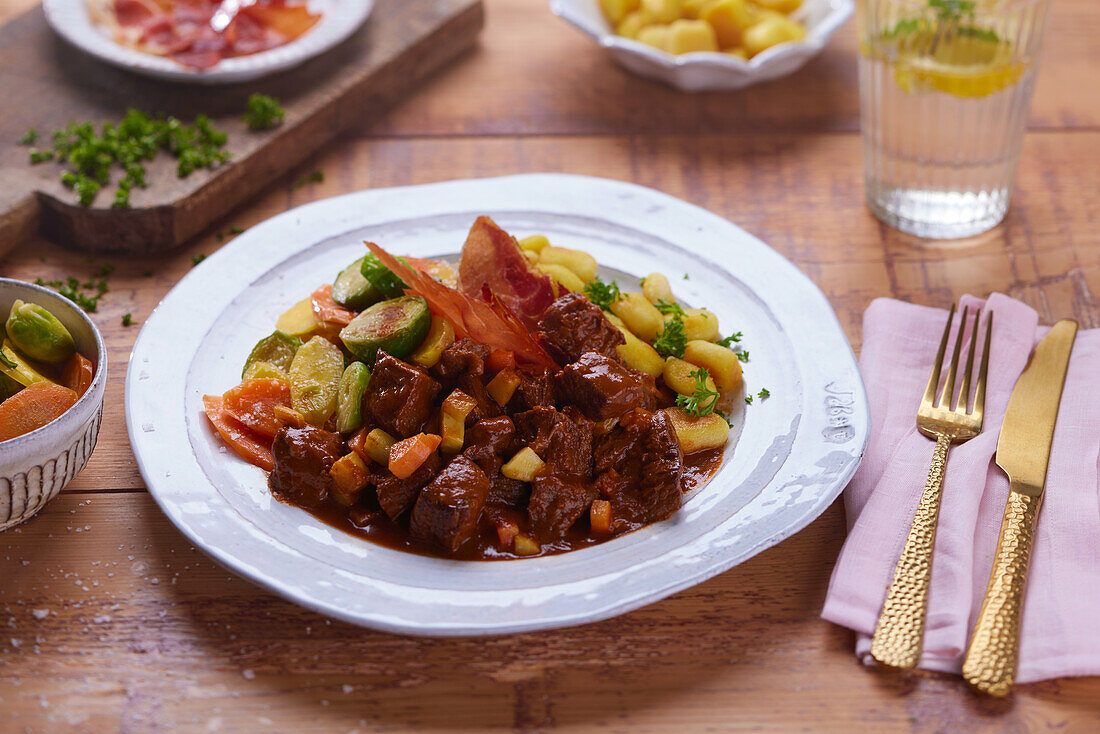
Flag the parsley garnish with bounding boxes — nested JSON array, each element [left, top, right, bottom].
[[654, 299, 684, 316], [244, 94, 285, 131], [0, 350, 16, 369], [758, 388, 770, 400], [18, 129, 39, 146], [121, 313, 134, 326], [583, 276, 621, 311], [745, 395, 753, 405], [653, 315, 686, 358], [682, 273, 689, 280], [228, 225, 245, 235], [676, 367, 721, 417], [737, 351, 750, 363], [717, 332, 742, 347], [192, 254, 207, 266], [20, 109, 230, 207], [294, 170, 324, 189]]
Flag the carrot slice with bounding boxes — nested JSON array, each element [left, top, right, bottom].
[[202, 395, 274, 471], [311, 285, 355, 326], [0, 383, 78, 441], [222, 378, 292, 439], [61, 353, 95, 397], [388, 432, 442, 480]]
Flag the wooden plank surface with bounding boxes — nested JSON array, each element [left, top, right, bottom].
[[0, 0, 484, 254], [1, 0, 1099, 731]]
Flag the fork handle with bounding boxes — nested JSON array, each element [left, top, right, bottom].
[[869, 432, 951, 668], [962, 489, 1041, 696]]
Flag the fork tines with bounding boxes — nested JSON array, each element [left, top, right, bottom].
[[923, 304, 992, 419]]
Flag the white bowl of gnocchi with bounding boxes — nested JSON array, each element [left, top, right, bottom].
[[551, 0, 853, 91]]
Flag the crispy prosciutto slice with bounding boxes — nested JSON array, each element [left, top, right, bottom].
[[364, 242, 558, 371], [458, 217, 557, 329]]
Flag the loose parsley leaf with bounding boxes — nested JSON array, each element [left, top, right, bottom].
[[682, 273, 689, 280], [745, 395, 754, 405], [653, 315, 686, 359], [18, 129, 39, 146], [758, 388, 770, 400], [717, 332, 742, 347], [0, 350, 16, 370], [121, 313, 134, 326], [584, 276, 621, 311], [192, 254, 207, 266], [228, 226, 245, 235], [675, 367, 721, 417], [654, 298, 684, 316], [244, 94, 286, 131], [736, 350, 750, 363], [293, 170, 324, 189]]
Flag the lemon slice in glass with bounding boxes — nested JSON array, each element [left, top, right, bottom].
[[891, 30, 1025, 98]]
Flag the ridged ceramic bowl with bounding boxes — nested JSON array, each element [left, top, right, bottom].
[[550, 0, 853, 91], [0, 279, 107, 531]]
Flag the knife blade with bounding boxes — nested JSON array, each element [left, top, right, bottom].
[[963, 318, 1078, 696]]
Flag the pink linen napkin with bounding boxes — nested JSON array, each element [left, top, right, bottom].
[[822, 293, 1100, 683]]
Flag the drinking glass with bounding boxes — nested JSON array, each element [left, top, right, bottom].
[[858, 0, 1052, 239]]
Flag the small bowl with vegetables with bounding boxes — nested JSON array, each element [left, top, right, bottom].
[[0, 278, 106, 531], [551, 0, 853, 91]]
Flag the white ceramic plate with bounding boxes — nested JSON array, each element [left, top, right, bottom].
[[550, 0, 853, 92], [43, 0, 374, 84], [126, 174, 869, 636]]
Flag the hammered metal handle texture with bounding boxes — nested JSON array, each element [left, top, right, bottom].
[[962, 490, 1041, 697], [870, 433, 953, 668]]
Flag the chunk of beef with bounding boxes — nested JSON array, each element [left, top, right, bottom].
[[269, 425, 343, 509], [409, 455, 490, 553], [463, 417, 515, 475], [508, 367, 556, 412], [366, 353, 442, 438], [374, 451, 443, 520], [433, 338, 489, 381], [556, 351, 656, 422], [513, 406, 593, 479], [527, 473, 597, 542], [593, 409, 683, 523], [537, 292, 625, 364], [488, 474, 530, 508]]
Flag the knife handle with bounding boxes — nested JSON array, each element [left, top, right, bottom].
[[962, 490, 1042, 697], [870, 432, 951, 668]]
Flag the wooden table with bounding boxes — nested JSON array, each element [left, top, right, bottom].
[[2, 0, 1098, 730]]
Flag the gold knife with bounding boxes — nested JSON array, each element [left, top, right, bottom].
[[962, 319, 1078, 696]]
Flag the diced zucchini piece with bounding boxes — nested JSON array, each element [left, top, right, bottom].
[[409, 315, 456, 369], [513, 534, 541, 556], [663, 407, 731, 454], [486, 368, 521, 406], [683, 339, 742, 393], [339, 295, 431, 363], [359, 252, 408, 299], [288, 336, 343, 427], [1, 339, 52, 387], [336, 362, 371, 434], [501, 447, 545, 482], [242, 330, 302, 378], [330, 452, 370, 506], [440, 389, 478, 454], [275, 299, 322, 339], [363, 428, 396, 464], [332, 256, 382, 311]]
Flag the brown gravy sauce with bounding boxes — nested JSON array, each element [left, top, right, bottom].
[[298, 448, 725, 560]]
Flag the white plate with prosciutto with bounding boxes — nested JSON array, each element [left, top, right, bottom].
[[125, 173, 869, 635], [43, 0, 373, 83]]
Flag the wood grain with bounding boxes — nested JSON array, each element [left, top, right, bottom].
[[0, 0, 484, 254], [0, 0, 1098, 730]]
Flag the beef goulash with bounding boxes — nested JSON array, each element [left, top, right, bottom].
[[204, 216, 747, 559]]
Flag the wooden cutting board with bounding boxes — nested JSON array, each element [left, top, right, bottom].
[[0, 0, 483, 256]]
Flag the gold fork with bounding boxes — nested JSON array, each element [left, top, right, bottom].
[[869, 304, 992, 668]]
